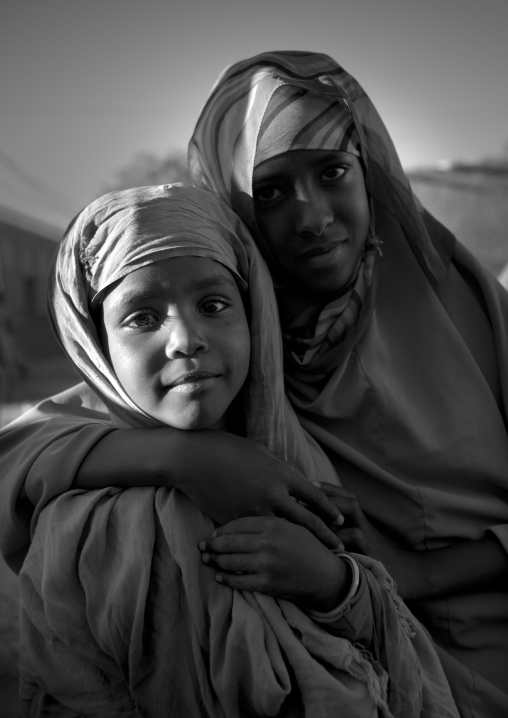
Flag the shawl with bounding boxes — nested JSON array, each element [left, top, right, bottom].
[[188, 50, 454, 288], [46, 182, 310, 470], [188, 51, 508, 716], [16, 185, 457, 717]]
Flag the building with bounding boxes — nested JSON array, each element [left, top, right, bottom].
[[0, 207, 77, 404]]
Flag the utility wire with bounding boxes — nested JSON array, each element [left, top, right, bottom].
[[0, 147, 80, 218]]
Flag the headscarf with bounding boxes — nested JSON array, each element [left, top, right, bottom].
[[48, 183, 318, 478], [189, 50, 455, 378], [189, 50, 453, 282], [255, 83, 361, 165]]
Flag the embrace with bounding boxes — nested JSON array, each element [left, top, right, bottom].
[[1, 51, 507, 718]]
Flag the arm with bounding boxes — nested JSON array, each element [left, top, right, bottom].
[[385, 533, 508, 602], [198, 517, 460, 716], [0, 384, 113, 573], [0, 385, 341, 574], [75, 428, 343, 549], [198, 516, 350, 612], [315, 482, 508, 601]]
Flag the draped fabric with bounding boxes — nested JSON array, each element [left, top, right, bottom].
[[46, 183, 313, 476], [20, 488, 458, 718], [282, 246, 376, 381], [255, 84, 361, 167], [188, 51, 508, 716], [13, 184, 458, 716], [188, 50, 454, 287]]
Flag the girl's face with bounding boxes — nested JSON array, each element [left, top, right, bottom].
[[99, 256, 250, 430], [252, 150, 370, 298]]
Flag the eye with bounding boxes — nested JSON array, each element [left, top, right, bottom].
[[321, 166, 346, 182], [200, 297, 230, 314], [253, 185, 284, 203], [125, 311, 159, 329]]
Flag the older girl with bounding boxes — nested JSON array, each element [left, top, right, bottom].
[[188, 51, 508, 717]]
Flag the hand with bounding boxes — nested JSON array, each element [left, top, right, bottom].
[[313, 482, 374, 555], [198, 516, 349, 612], [76, 426, 343, 550], [314, 481, 421, 597], [176, 431, 343, 550]]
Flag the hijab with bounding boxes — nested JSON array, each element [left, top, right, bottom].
[[48, 183, 319, 479], [189, 50, 454, 280], [189, 50, 455, 377]]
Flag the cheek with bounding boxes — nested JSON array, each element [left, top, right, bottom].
[[223, 317, 250, 387], [351, 185, 371, 237], [255, 211, 288, 259], [107, 338, 153, 395]]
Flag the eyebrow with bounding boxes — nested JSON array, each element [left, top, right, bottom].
[[191, 273, 239, 291], [109, 272, 239, 310], [253, 150, 354, 182]]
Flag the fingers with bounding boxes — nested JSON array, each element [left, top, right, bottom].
[[282, 501, 343, 551], [214, 572, 262, 592], [199, 523, 262, 557], [290, 481, 344, 528], [312, 483, 366, 529], [201, 550, 258, 575], [335, 527, 370, 555], [208, 516, 267, 537], [312, 481, 356, 500]]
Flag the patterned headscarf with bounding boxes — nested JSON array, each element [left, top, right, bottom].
[[255, 84, 361, 166], [189, 51, 455, 378], [48, 184, 319, 479], [189, 50, 453, 281]]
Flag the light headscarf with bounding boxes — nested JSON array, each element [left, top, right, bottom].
[[48, 183, 318, 479], [189, 51, 455, 379], [255, 83, 361, 166], [189, 50, 453, 284]]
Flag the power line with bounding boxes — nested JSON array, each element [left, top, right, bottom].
[[0, 147, 80, 218]]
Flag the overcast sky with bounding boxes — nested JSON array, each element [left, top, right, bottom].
[[1, 0, 507, 229]]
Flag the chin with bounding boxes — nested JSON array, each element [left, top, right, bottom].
[[161, 412, 223, 432]]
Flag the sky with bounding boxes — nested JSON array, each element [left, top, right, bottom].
[[1, 0, 507, 230]]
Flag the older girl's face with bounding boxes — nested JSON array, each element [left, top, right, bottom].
[[99, 256, 250, 431], [252, 150, 370, 297]]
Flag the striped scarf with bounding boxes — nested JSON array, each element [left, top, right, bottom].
[[255, 84, 360, 165], [189, 50, 453, 293], [282, 239, 379, 374], [256, 82, 371, 376]]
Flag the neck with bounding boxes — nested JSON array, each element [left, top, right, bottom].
[[277, 276, 359, 328]]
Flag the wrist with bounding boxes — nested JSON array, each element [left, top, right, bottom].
[[305, 552, 357, 614]]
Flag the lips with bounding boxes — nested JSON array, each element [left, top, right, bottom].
[[297, 239, 346, 261], [169, 370, 219, 389]]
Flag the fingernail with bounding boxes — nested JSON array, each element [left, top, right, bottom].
[[211, 530, 217, 538], [312, 481, 321, 487], [201, 553, 210, 564], [215, 574, 223, 583], [334, 514, 344, 527], [198, 540, 206, 551], [332, 543, 345, 554]]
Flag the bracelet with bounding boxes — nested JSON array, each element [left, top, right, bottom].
[[338, 553, 360, 603], [307, 552, 361, 622]]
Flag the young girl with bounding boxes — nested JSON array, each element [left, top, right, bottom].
[[18, 184, 457, 717]]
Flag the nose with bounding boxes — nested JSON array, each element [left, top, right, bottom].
[[294, 186, 333, 237], [166, 315, 208, 359]]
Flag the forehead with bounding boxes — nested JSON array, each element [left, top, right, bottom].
[[253, 149, 361, 183], [103, 256, 240, 308]]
